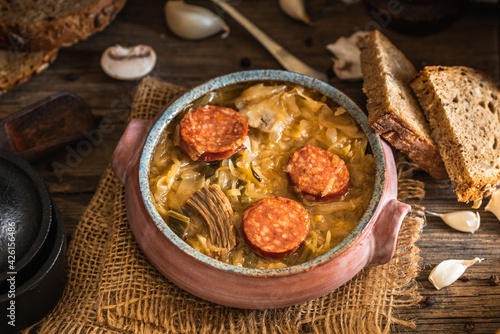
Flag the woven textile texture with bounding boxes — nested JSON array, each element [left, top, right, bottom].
[[27, 76, 425, 334]]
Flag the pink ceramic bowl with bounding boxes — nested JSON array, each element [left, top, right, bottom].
[[112, 70, 410, 309]]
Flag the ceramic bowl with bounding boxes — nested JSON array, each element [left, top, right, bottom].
[[112, 70, 410, 309]]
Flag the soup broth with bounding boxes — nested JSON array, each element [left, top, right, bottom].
[[149, 82, 375, 269]]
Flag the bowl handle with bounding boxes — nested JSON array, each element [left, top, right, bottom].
[[367, 140, 411, 267], [367, 198, 411, 267], [112, 119, 153, 182]]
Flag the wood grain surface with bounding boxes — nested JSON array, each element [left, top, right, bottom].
[[1, 0, 499, 332]]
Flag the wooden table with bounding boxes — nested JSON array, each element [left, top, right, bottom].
[[1, 0, 499, 332]]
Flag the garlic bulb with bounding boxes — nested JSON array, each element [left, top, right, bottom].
[[426, 211, 480, 233], [485, 187, 500, 221], [429, 258, 484, 290], [279, 0, 310, 24], [164, 0, 230, 40]]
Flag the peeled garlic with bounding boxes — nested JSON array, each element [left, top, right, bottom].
[[165, 0, 230, 40], [485, 187, 500, 221], [429, 258, 484, 290], [426, 210, 480, 233], [279, 0, 310, 24]]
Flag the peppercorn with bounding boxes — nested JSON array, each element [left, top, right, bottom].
[[239, 57, 251, 68], [464, 321, 474, 332], [460, 275, 471, 282], [423, 296, 435, 307], [66, 73, 80, 81], [326, 66, 335, 79], [46, 162, 55, 172], [489, 275, 500, 286]]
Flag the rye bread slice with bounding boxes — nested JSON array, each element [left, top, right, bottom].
[[358, 30, 447, 179], [0, 0, 127, 51], [411, 66, 500, 207], [0, 49, 58, 96]]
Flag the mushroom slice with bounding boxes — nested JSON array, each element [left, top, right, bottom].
[[183, 185, 237, 251], [326, 31, 368, 81], [100, 44, 157, 80]]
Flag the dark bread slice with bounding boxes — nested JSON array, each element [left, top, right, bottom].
[[411, 66, 500, 207], [358, 30, 447, 179], [0, 0, 127, 51], [0, 49, 58, 96]]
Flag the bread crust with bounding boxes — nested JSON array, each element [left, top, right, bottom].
[[359, 30, 447, 179], [371, 113, 448, 179], [0, 49, 58, 95], [411, 65, 500, 206], [0, 0, 127, 51]]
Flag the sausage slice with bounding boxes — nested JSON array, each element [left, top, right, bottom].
[[177, 105, 248, 161], [286, 145, 350, 202], [242, 197, 310, 259]]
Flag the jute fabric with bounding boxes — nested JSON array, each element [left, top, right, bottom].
[[27, 76, 425, 334]]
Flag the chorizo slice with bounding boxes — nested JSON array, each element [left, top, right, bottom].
[[177, 105, 248, 161], [286, 145, 349, 202], [242, 197, 310, 259]]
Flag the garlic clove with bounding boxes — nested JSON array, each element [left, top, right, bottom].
[[100, 44, 157, 81], [165, 0, 230, 40], [428, 258, 484, 290], [485, 187, 500, 221], [426, 210, 480, 233], [279, 0, 311, 24]]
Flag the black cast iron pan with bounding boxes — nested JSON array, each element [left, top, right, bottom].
[[0, 149, 53, 283], [0, 200, 67, 333], [0, 92, 94, 282]]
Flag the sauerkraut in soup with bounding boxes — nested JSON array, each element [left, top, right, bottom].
[[149, 82, 375, 269]]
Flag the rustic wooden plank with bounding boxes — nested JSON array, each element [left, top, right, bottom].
[[0, 0, 498, 332], [31, 122, 126, 185]]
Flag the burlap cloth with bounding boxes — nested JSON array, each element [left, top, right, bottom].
[[27, 77, 426, 334]]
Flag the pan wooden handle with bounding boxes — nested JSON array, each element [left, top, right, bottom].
[[0, 92, 95, 162]]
